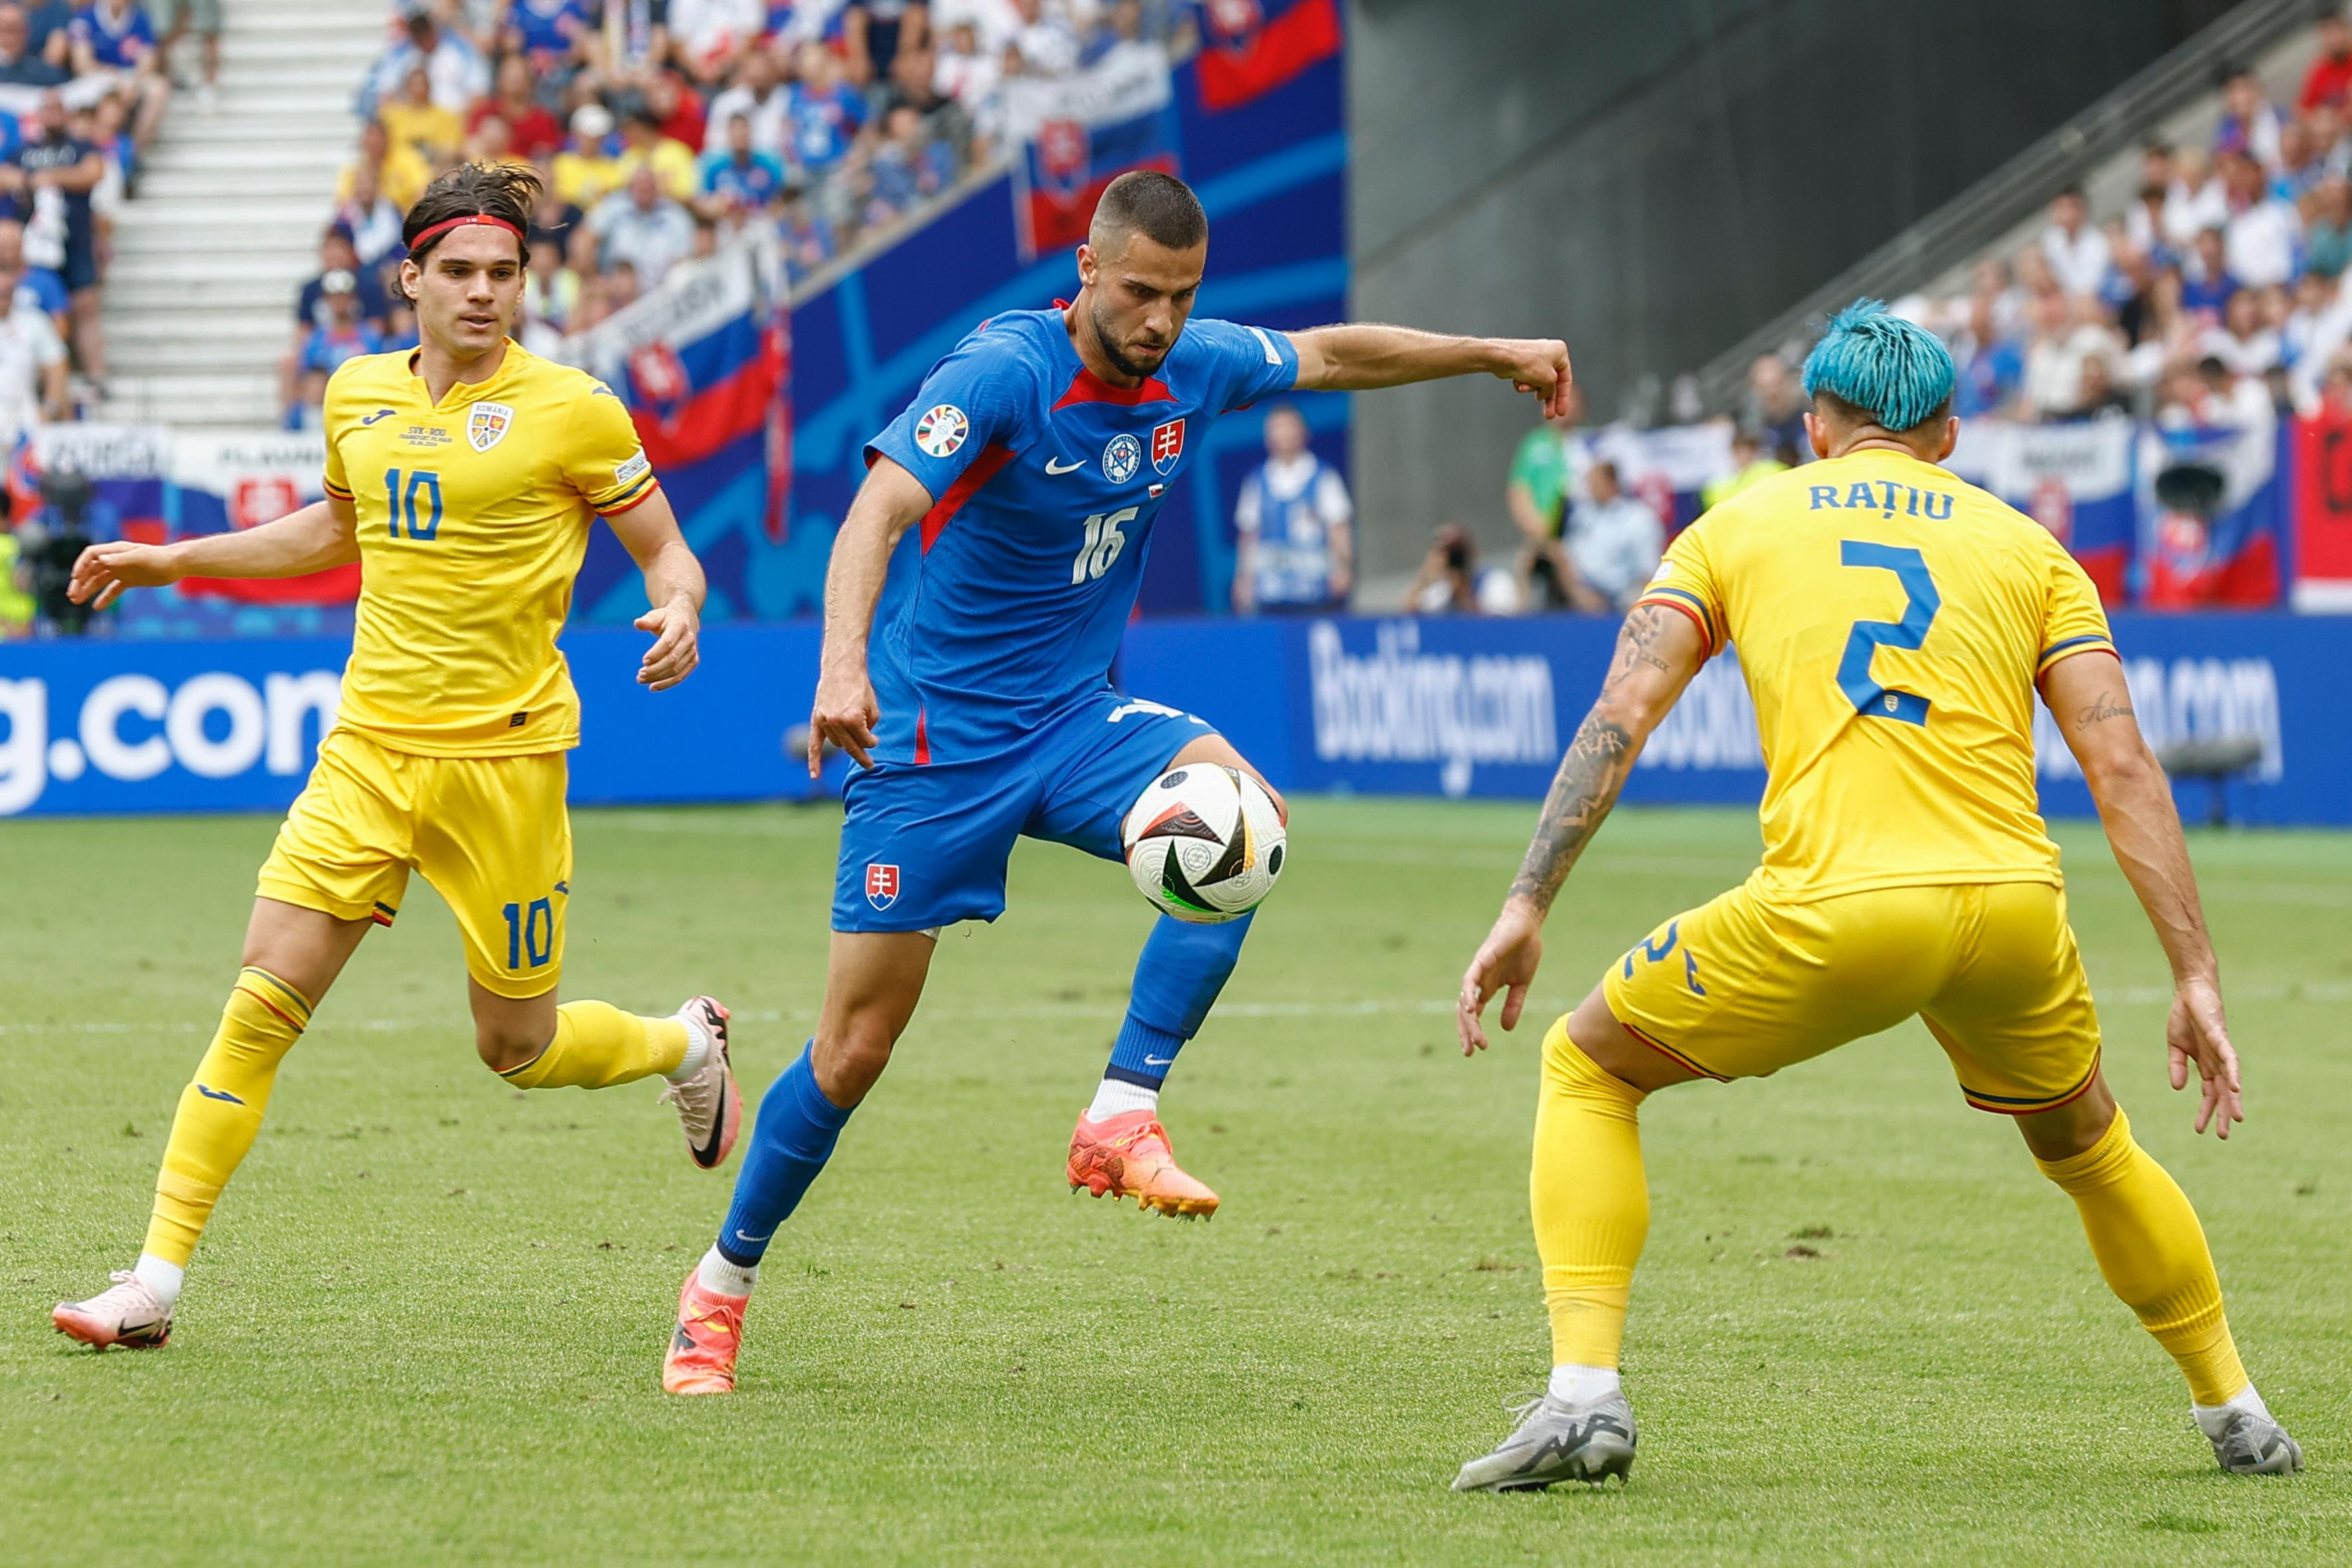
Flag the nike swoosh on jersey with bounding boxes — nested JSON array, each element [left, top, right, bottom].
[[1044, 456, 1087, 474]]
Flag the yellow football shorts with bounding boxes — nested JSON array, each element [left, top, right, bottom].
[[1599, 879, 2101, 1114], [256, 730, 573, 1000]]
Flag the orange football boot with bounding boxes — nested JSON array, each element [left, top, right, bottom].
[[662, 1268, 748, 1395], [1067, 1107, 1219, 1219]]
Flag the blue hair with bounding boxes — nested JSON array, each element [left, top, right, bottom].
[[1799, 299, 1956, 433]]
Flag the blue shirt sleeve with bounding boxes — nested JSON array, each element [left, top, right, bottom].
[[864, 329, 1035, 504], [1190, 317, 1300, 414]]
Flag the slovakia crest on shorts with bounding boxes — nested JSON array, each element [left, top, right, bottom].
[[865, 862, 900, 911], [467, 400, 515, 453], [1150, 417, 1185, 475]]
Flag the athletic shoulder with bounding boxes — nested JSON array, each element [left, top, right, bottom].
[[1176, 316, 1290, 370], [503, 342, 623, 410], [323, 349, 406, 405], [952, 309, 1061, 381]]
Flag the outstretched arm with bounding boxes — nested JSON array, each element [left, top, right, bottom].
[[806, 453, 933, 774], [2042, 651, 2241, 1137], [1290, 324, 1575, 418], [1456, 603, 1708, 1052], [68, 496, 360, 609], [603, 489, 706, 691]]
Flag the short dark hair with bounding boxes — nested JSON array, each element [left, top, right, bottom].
[[1090, 169, 1207, 254]]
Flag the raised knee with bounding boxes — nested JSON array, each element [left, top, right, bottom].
[[475, 1020, 550, 1075]]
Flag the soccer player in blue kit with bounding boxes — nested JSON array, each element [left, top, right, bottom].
[[663, 170, 1571, 1393]]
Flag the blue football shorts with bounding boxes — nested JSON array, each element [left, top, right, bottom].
[[831, 688, 1215, 933]]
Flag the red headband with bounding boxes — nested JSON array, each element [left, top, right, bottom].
[[409, 213, 525, 251]]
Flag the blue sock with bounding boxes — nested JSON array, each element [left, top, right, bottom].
[[715, 1042, 854, 1267], [1103, 912, 1253, 1090]]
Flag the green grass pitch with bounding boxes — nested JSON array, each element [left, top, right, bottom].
[[3, 798, 2347, 1563]]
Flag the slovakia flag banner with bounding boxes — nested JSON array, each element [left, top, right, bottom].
[[1948, 415, 2139, 603], [2134, 418, 2284, 609], [1007, 41, 1180, 261], [570, 238, 791, 546], [30, 423, 353, 613], [1194, 0, 1344, 114]]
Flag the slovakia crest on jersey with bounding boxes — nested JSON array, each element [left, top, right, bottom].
[[865, 862, 901, 910], [1150, 417, 1186, 475], [467, 400, 516, 453]]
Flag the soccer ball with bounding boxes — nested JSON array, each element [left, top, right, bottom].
[[1122, 765, 1287, 923]]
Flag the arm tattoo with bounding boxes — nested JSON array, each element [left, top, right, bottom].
[[1508, 604, 1685, 913], [2074, 691, 2135, 729], [1509, 712, 1635, 913]]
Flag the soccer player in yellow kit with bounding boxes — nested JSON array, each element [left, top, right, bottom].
[[1451, 303, 2302, 1488], [50, 163, 743, 1352]]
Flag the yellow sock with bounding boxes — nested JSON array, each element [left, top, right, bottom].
[[499, 1000, 688, 1090], [144, 968, 313, 1267], [1531, 1018, 1652, 1369], [2036, 1108, 2248, 1405]]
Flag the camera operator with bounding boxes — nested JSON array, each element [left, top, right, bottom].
[[21, 462, 95, 633]]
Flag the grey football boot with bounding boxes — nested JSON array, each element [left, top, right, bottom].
[[2207, 1409, 2304, 1475], [1452, 1389, 1638, 1492]]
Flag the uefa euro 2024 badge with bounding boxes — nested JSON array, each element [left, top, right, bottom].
[[915, 404, 969, 458]]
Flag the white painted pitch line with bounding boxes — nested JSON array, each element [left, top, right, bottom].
[[586, 815, 2352, 902]]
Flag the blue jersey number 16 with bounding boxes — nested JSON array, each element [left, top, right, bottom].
[[383, 467, 443, 541], [1836, 540, 1939, 726]]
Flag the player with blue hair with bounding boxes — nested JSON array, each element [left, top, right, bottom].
[[1449, 297, 2300, 1488], [1799, 299, 1957, 433]]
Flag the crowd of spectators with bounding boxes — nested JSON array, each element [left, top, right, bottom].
[[294, 0, 1190, 426], [0, 0, 207, 448], [1891, 15, 2352, 432]]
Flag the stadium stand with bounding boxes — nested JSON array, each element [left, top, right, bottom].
[[100, 0, 379, 426]]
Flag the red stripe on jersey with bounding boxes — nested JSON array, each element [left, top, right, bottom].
[[913, 706, 930, 765], [597, 479, 662, 517], [919, 443, 1015, 553], [1051, 367, 1176, 410], [1635, 594, 1713, 651]]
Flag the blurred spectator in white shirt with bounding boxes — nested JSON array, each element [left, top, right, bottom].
[[932, 0, 1021, 55], [2169, 147, 2231, 246], [2023, 289, 2122, 418], [586, 165, 696, 285], [1231, 403, 1351, 615], [703, 45, 790, 158], [368, 11, 488, 114], [2040, 187, 2110, 298], [1561, 461, 1665, 611], [332, 159, 404, 271], [2199, 286, 2283, 379], [1006, 0, 1077, 74], [2219, 150, 2300, 289], [0, 251, 64, 445], [669, 0, 764, 86], [933, 19, 1002, 134]]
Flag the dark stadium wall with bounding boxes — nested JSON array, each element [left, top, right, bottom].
[[1347, 0, 2246, 579]]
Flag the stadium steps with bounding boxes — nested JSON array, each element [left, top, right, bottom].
[[100, 0, 380, 428]]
